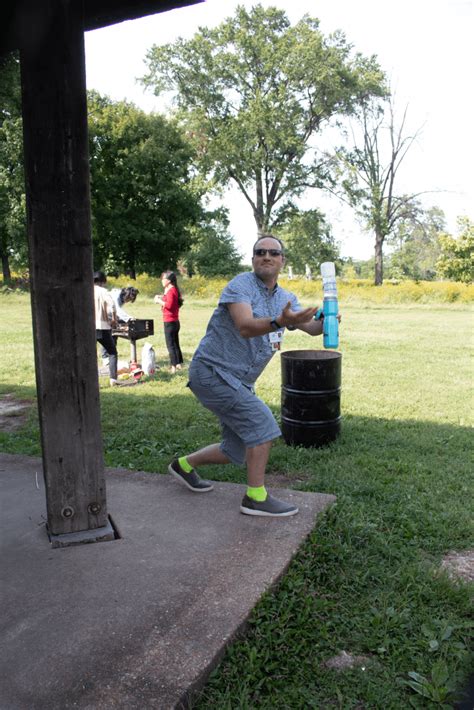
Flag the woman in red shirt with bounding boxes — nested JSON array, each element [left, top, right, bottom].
[[154, 271, 184, 374]]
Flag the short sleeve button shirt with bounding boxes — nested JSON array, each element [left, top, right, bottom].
[[193, 272, 300, 387]]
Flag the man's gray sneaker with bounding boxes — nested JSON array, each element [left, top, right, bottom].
[[240, 494, 299, 517], [168, 459, 214, 493]]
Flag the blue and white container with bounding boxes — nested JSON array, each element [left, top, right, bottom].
[[320, 262, 339, 349]]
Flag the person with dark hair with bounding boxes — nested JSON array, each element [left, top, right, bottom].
[[101, 286, 139, 365], [111, 286, 139, 323], [168, 234, 328, 517], [154, 271, 184, 374], [93, 271, 119, 386]]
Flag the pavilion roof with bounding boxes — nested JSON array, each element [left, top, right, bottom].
[[0, 0, 203, 55]]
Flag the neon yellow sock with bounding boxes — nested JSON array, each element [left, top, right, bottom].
[[246, 485, 267, 502], [178, 456, 193, 473]]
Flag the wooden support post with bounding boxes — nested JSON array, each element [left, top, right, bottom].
[[19, 0, 112, 542]]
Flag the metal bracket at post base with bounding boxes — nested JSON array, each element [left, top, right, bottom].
[[47, 518, 116, 549]]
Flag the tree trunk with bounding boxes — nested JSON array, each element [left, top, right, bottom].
[[253, 209, 264, 233], [1, 251, 11, 283], [253, 170, 265, 232], [374, 231, 384, 285], [126, 245, 136, 280]]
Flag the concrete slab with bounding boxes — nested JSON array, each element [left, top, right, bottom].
[[0, 453, 336, 710]]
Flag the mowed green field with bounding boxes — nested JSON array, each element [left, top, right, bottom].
[[0, 292, 473, 708]]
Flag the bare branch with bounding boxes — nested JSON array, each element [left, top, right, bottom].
[[337, 92, 426, 283]]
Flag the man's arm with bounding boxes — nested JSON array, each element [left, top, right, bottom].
[[114, 301, 132, 322], [228, 301, 319, 338], [297, 311, 342, 336], [296, 318, 323, 336]]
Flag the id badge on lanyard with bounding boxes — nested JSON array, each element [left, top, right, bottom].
[[269, 330, 283, 352]]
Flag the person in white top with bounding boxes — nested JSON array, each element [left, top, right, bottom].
[[110, 286, 139, 323], [101, 286, 139, 365], [94, 271, 118, 386]]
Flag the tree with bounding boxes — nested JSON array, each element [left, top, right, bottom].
[[337, 97, 423, 285], [0, 52, 26, 282], [340, 257, 373, 279], [436, 217, 474, 283], [88, 92, 202, 278], [141, 4, 386, 235], [387, 205, 445, 280], [274, 208, 340, 275], [181, 207, 242, 277]]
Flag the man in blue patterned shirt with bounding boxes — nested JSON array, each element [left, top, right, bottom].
[[168, 234, 324, 517]]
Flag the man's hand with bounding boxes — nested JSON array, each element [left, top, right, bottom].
[[278, 301, 318, 328]]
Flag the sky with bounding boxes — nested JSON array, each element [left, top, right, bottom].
[[84, 0, 473, 262]]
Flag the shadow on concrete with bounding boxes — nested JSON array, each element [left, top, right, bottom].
[[0, 453, 335, 710]]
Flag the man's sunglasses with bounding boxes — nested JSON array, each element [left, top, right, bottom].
[[253, 248, 283, 257]]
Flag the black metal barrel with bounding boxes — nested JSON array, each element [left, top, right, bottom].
[[281, 350, 342, 448]]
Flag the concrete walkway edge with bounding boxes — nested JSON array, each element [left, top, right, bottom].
[[0, 453, 336, 709]]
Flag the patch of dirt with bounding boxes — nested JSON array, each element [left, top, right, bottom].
[[0, 394, 33, 432], [440, 550, 474, 583], [324, 650, 372, 671], [265, 470, 310, 488]]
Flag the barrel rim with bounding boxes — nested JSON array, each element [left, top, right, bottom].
[[281, 349, 341, 361]]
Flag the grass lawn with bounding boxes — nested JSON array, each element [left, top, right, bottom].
[[0, 292, 473, 708]]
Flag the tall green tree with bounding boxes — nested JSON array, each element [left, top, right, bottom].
[[88, 92, 202, 278], [337, 98, 423, 285], [141, 4, 386, 235], [387, 205, 445, 281], [436, 217, 474, 283], [275, 208, 340, 275], [0, 52, 26, 282], [182, 207, 242, 277]]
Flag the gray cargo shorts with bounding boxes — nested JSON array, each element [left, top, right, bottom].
[[188, 360, 281, 466]]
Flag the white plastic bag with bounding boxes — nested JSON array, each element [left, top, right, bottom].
[[141, 342, 156, 376]]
